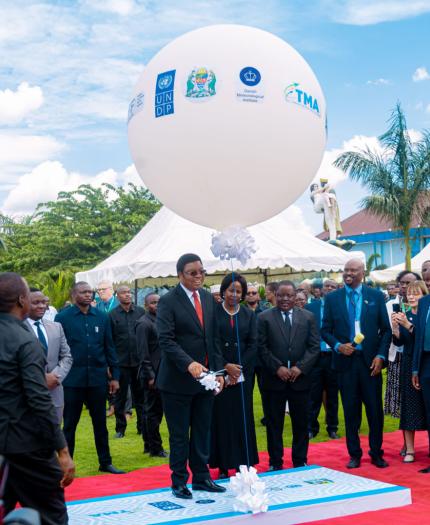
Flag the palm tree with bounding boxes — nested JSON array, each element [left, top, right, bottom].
[[334, 103, 430, 270], [366, 253, 381, 276]]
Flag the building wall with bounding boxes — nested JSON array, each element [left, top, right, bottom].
[[339, 228, 430, 267]]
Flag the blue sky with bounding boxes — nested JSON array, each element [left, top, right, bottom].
[[1, 0, 429, 234]]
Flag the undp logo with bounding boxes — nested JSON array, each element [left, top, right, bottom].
[[158, 74, 173, 91], [240, 67, 261, 86]]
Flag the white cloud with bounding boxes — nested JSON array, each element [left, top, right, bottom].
[[312, 135, 382, 187], [366, 78, 390, 86], [328, 0, 430, 25], [0, 133, 65, 185], [83, 0, 136, 16], [426, 104, 430, 114], [310, 129, 423, 190], [2, 161, 141, 215], [277, 205, 313, 235], [0, 82, 44, 125], [407, 128, 424, 142], [413, 66, 430, 82]]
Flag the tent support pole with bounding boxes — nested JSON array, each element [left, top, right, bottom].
[[263, 269, 268, 285], [134, 279, 138, 305]]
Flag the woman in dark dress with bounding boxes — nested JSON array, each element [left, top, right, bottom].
[[209, 272, 259, 478], [392, 280, 428, 463]]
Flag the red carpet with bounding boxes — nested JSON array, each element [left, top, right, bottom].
[[66, 430, 429, 524]]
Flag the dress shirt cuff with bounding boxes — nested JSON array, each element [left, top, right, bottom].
[[376, 354, 385, 361], [110, 367, 120, 381], [334, 342, 341, 353], [412, 371, 419, 376]]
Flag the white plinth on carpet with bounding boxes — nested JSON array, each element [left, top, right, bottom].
[[67, 465, 411, 525]]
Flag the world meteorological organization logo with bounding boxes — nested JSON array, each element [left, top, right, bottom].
[[155, 70, 176, 118], [186, 67, 216, 99], [285, 82, 320, 117], [239, 67, 261, 87]]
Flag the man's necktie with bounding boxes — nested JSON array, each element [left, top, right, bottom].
[[192, 291, 204, 327], [34, 320, 48, 355], [192, 291, 207, 366], [348, 291, 357, 340], [284, 310, 291, 340]]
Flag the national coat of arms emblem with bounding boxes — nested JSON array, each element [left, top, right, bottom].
[[186, 67, 216, 98]]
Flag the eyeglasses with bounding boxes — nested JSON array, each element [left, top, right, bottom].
[[183, 269, 207, 277], [247, 291, 258, 295], [97, 287, 112, 292]]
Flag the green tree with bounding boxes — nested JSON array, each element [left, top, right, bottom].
[[334, 104, 430, 270], [365, 253, 381, 276], [0, 213, 14, 252], [0, 183, 160, 277]]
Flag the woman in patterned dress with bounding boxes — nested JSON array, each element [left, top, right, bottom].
[[392, 281, 428, 463]]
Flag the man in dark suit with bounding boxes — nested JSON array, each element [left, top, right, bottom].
[[109, 285, 145, 439], [156, 253, 225, 499], [258, 280, 320, 470], [412, 290, 430, 473], [0, 272, 75, 525], [305, 279, 339, 440], [55, 281, 124, 474], [136, 292, 167, 457], [321, 258, 391, 469]]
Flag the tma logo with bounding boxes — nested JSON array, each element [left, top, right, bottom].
[[285, 83, 320, 116]]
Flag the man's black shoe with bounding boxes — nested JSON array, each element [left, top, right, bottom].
[[267, 465, 282, 472], [371, 456, 388, 468], [308, 432, 317, 439], [328, 431, 340, 439], [419, 466, 430, 473], [346, 457, 361, 469], [99, 464, 125, 474], [192, 479, 226, 492], [149, 450, 169, 458], [172, 485, 192, 499], [114, 432, 124, 439]]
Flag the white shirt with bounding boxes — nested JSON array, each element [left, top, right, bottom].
[[27, 317, 49, 346], [43, 305, 58, 322], [386, 295, 402, 362], [180, 283, 201, 308]]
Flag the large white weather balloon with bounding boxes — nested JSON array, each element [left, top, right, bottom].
[[128, 24, 326, 230]]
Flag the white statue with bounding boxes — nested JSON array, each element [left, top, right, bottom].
[[310, 179, 342, 241]]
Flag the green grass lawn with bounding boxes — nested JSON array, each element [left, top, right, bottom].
[[72, 370, 399, 477]]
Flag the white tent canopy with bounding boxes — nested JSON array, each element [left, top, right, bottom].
[[76, 207, 365, 287], [370, 243, 430, 283]]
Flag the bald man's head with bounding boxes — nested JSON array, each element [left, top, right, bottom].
[[343, 258, 365, 289]]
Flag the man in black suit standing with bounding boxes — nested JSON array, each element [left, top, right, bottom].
[[109, 285, 145, 439], [136, 292, 167, 457], [305, 279, 339, 440], [0, 272, 75, 525], [156, 254, 225, 499], [258, 280, 320, 470], [321, 258, 391, 469]]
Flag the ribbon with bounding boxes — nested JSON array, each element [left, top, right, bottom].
[[230, 465, 269, 514], [210, 226, 256, 266], [198, 371, 221, 394]]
